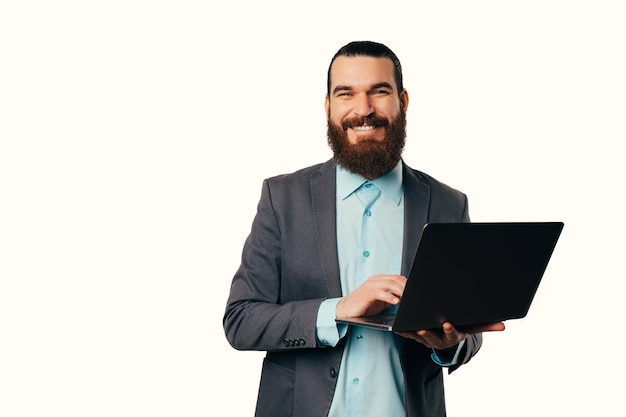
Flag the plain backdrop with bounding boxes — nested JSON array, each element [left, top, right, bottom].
[[1, 1, 625, 416]]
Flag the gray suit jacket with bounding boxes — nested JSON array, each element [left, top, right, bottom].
[[224, 159, 482, 417]]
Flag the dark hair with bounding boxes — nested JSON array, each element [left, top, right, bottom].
[[327, 41, 404, 96]]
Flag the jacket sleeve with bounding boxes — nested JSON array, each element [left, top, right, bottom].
[[446, 333, 483, 373], [223, 178, 326, 352]]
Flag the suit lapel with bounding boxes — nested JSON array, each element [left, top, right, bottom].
[[401, 163, 431, 277], [310, 160, 343, 298]]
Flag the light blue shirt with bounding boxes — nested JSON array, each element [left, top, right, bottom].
[[316, 162, 464, 417]]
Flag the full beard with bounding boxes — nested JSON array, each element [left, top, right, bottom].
[[327, 111, 406, 179]]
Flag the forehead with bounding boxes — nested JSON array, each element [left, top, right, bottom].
[[329, 55, 397, 91]]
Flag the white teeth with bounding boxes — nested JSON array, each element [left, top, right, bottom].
[[353, 125, 375, 131]]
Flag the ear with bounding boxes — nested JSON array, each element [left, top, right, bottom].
[[324, 94, 330, 118], [400, 89, 409, 113]]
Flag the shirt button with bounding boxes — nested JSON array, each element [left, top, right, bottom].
[[356, 334, 364, 341], [353, 377, 360, 385], [363, 251, 370, 257], [365, 210, 372, 217], [365, 183, 373, 188]]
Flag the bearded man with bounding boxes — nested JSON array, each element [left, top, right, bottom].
[[224, 41, 504, 417]]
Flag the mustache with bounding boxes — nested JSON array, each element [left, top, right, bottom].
[[341, 114, 390, 130]]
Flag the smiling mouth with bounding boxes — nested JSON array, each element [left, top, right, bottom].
[[343, 115, 389, 131], [352, 125, 376, 131]]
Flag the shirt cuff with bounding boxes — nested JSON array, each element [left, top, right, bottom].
[[431, 339, 466, 366], [316, 298, 348, 347]]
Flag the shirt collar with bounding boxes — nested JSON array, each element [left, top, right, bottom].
[[337, 161, 404, 205]]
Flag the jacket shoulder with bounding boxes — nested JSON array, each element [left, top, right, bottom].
[[404, 164, 466, 198], [263, 160, 334, 192], [267, 160, 332, 182], [403, 163, 469, 222]]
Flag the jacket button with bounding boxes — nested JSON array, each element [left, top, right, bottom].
[[299, 338, 306, 346], [329, 367, 337, 378], [283, 339, 290, 347]]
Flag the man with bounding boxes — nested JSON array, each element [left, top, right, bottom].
[[223, 41, 504, 417]]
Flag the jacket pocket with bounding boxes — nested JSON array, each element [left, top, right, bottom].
[[255, 358, 296, 417]]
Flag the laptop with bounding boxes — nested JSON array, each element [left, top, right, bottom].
[[336, 222, 564, 332]]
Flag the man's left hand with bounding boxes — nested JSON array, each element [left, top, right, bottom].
[[397, 321, 505, 350]]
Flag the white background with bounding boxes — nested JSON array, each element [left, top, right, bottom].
[[1, 1, 625, 416]]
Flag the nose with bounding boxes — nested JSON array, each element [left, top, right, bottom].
[[353, 93, 374, 117]]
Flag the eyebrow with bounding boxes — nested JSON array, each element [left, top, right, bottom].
[[371, 82, 394, 91], [332, 82, 395, 96]]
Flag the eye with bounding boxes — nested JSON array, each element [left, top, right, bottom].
[[372, 90, 390, 96]]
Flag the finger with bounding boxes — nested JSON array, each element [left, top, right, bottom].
[[464, 322, 506, 334], [389, 279, 408, 298], [370, 282, 404, 301], [378, 290, 400, 305], [442, 322, 457, 338], [416, 329, 442, 347], [397, 331, 431, 347], [480, 322, 506, 332], [368, 274, 407, 295]]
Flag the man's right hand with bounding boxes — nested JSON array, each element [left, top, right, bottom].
[[336, 274, 407, 320]]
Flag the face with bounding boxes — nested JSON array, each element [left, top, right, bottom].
[[325, 55, 409, 179]]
